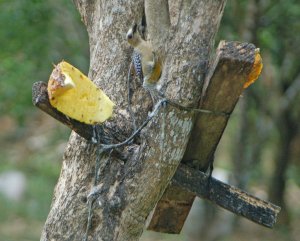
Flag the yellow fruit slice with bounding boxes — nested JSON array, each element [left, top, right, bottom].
[[244, 48, 263, 88], [47, 61, 115, 124]]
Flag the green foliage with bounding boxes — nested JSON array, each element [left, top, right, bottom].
[[219, 0, 300, 84], [0, 122, 68, 240], [0, 0, 89, 123], [0, 1, 88, 239]]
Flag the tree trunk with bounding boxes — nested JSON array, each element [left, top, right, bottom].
[[269, 109, 295, 225], [40, 1, 226, 240]]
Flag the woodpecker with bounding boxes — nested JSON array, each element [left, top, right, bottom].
[[127, 24, 162, 94]]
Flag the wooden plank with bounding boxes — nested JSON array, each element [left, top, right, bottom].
[[183, 41, 256, 164], [147, 185, 195, 233], [148, 41, 259, 233], [173, 164, 281, 228]]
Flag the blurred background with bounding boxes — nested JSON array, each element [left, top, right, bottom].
[[0, 0, 299, 241]]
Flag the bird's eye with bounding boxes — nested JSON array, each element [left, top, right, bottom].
[[127, 33, 133, 39]]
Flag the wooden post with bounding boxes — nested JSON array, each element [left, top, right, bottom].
[[148, 41, 263, 233]]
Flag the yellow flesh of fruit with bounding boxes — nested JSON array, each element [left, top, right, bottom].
[[47, 61, 114, 124], [244, 49, 263, 89]]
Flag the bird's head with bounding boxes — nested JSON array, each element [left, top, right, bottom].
[[127, 23, 141, 47]]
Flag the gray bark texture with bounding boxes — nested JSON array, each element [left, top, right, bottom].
[[40, 0, 226, 240]]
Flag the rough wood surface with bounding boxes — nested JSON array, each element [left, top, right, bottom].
[[39, 1, 227, 241], [32, 83, 280, 229], [173, 165, 281, 228], [148, 41, 258, 233], [184, 41, 256, 164]]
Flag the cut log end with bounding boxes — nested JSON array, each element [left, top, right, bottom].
[[32, 81, 95, 141]]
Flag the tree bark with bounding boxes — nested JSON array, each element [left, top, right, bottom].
[[40, 1, 226, 240]]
